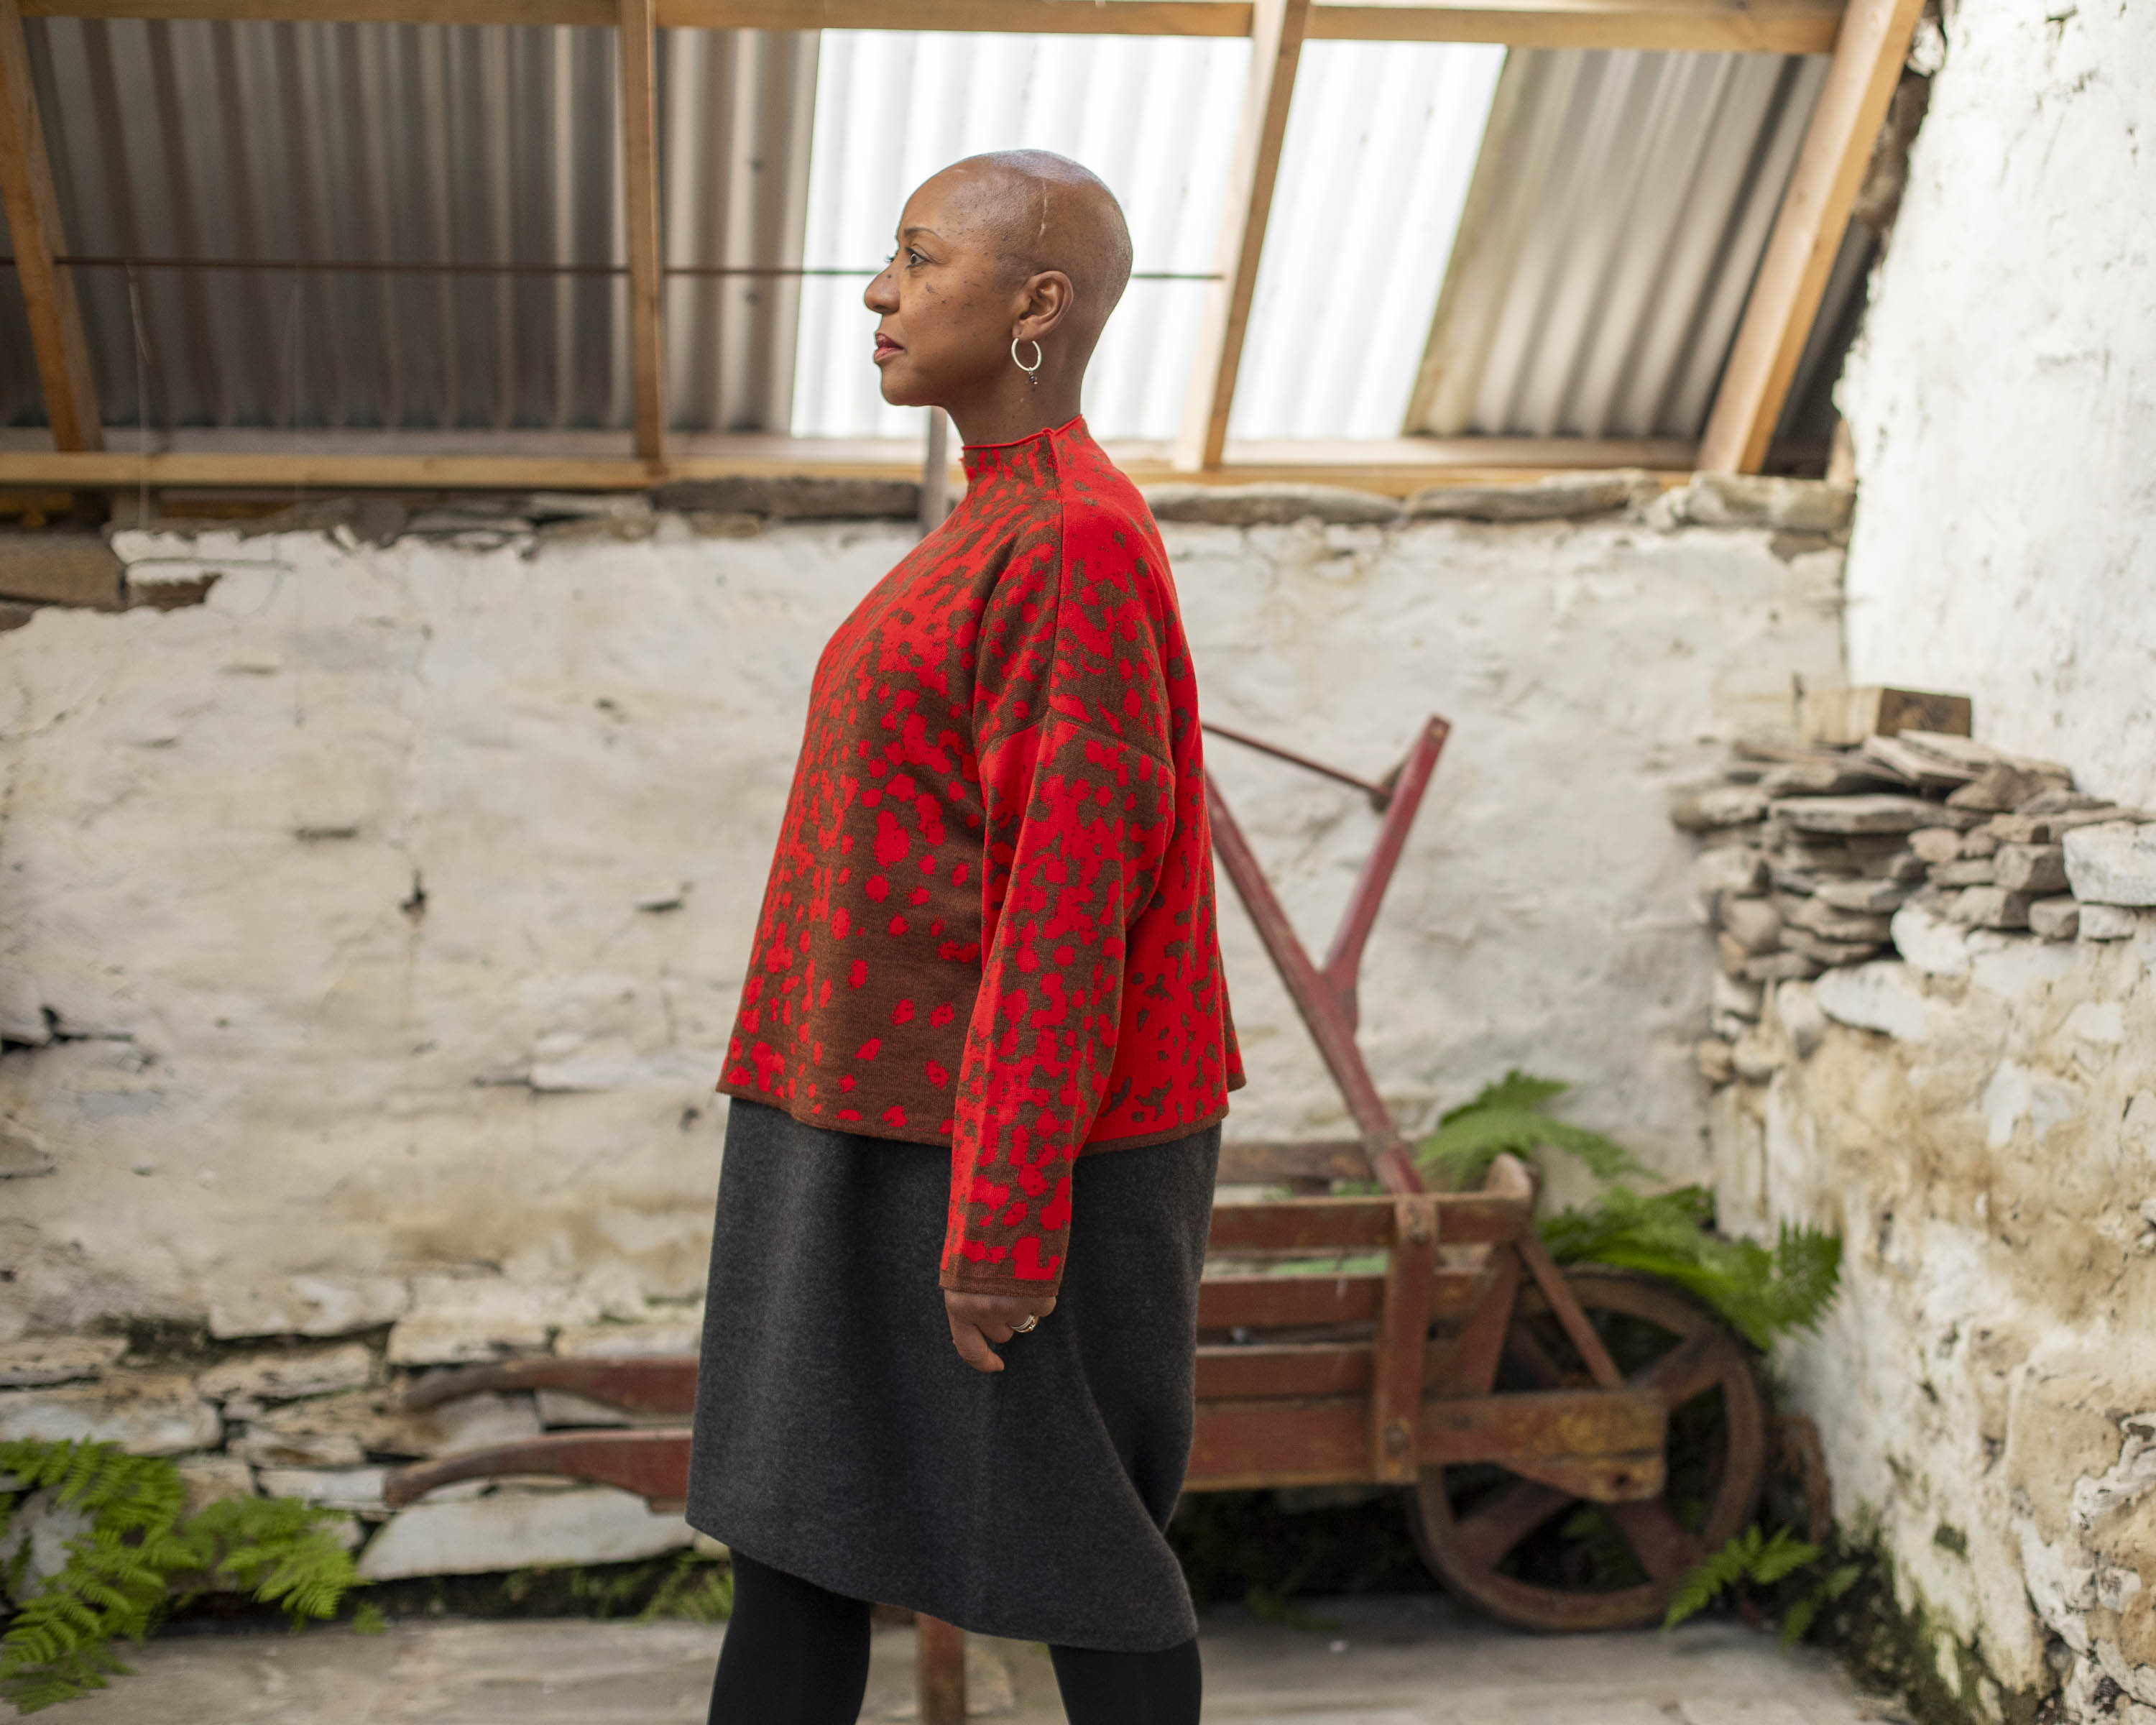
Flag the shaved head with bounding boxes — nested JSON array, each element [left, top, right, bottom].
[[930, 150, 1135, 358], [864, 150, 1130, 434]]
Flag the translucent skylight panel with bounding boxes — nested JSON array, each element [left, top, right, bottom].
[[1229, 40, 1505, 443], [790, 29, 1249, 442]]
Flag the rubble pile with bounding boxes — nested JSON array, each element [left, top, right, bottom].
[[1672, 704, 2155, 1083]]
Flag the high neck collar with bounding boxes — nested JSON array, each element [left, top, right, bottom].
[[959, 414, 1087, 482]]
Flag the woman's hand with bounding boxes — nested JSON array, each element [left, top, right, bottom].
[[943, 1289, 1057, 1374]]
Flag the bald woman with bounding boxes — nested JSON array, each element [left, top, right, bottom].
[[686, 152, 1241, 1725]]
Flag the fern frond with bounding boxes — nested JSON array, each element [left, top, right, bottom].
[[1438, 1070, 1569, 1123], [1540, 1186, 1842, 1350], [1418, 1071, 1649, 1190], [0, 1438, 367, 1711], [1663, 1527, 1762, 1627]]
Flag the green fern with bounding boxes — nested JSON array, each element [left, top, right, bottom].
[[1664, 1525, 1822, 1628], [1540, 1185, 1842, 1350], [637, 1552, 735, 1625], [0, 1440, 364, 1713], [1665, 1525, 1861, 1644], [1417, 1070, 1650, 1190]]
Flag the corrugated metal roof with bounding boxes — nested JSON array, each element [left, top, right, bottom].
[[1406, 45, 1828, 441], [1, 19, 1861, 459], [1228, 40, 1505, 443], [788, 27, 1250, 443], [1, 17, 813, 436]]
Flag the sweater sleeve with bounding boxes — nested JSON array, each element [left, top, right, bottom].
[[937, 516, 1176, 1297]]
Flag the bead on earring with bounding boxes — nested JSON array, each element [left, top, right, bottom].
[[1011, 337, 1044, 388]]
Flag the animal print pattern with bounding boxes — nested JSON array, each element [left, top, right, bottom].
[[717, 417, 1242, 1296]]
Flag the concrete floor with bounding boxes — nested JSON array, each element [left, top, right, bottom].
[[19, 1596, 1907, 1724]]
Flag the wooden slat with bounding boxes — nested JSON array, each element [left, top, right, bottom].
[[1198, 1271, 1383, 1331], [403, 1356, 698, 1414], [383, 1429, 692, 1508], [1697, 0, 1925, 472], [1208, 1195, 1393, 1252], [1206, 1192, 1534, 1254], [618, 0, 664, 463], [17, 0, 1832, 50], [1187, 1395, 1368, 1489], [1196, 1340, 1371, 1399], [664, 0, 1251, 29], [0, 434, 1695, 494], [1309, 0, 1838, 51], [0, 0, 100, 450], [1173, 0, 1309, 472], [1217, 1138, 1370, 1184], [1197, 1264, 1492, 1332]]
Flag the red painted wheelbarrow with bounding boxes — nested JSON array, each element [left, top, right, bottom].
[[384, 716, 1764, 1717]]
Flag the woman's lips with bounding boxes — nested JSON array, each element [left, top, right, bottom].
[[873, 334, 903, 365]]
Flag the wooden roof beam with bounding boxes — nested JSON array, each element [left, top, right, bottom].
[[0, 433, 1696, 494], [17, 0, 1842, 56], [1697, 0, 1923, 473], [0, 0, 101, 450], [1175, 0, 1309, 472], [619, 0, 664, 464]]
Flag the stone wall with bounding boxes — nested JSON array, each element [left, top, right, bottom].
[[1837, 0, 2156, 811], [0, 474, 1844, 1574], [1705, 0, 2156, 1715]]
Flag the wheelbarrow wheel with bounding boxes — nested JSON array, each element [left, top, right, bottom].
[[1409, 1268, 1766, 1632]]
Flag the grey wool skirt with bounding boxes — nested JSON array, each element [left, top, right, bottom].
[[684, 1098, 1220, 1652]]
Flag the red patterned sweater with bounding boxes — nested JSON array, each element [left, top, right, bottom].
[[717, 416, 1243, 1296]]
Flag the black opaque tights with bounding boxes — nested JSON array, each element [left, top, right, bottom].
[[706, 1550, 1202, 1725]]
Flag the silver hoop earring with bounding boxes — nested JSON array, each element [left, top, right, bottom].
[[1011, 337, 1044, 388]]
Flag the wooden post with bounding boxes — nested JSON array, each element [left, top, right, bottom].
[[0, 0, 101, 450], [916, 1614, 967, 1725], [1697, 0, 1925, 474], [1173, 0, 1309, 472], [1370, 1195, 1438, 1483], [617, 0, 665, 463]]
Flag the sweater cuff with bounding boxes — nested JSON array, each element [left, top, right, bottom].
[[939, 1265, 1064, 1300]]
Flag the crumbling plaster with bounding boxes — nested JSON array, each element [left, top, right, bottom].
[[1838, 0, 2156, 811], [1724, 0, 2156, 1716], [0, 500, 1841, 1346], [1720, 918, 2156, 1722]]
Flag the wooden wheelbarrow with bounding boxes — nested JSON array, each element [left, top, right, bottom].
[[383, 717, 1765, 1716]]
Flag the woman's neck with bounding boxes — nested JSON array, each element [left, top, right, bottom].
[[946, 370, 1084, 448]]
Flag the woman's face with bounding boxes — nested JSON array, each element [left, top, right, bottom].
[[862, 170, 1045, 410]]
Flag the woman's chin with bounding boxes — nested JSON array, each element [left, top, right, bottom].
[[876, 368, 926, 408]]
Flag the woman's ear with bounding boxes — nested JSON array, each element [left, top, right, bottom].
[[1013, 270, 1077, 344]]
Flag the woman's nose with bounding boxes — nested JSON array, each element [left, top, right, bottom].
[[864, 267, 898, 313]]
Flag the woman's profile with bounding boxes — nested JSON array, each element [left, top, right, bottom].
[[686, 148, 1243, 1725]]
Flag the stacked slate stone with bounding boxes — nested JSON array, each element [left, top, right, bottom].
[[1672, 727, 2153, 1057]]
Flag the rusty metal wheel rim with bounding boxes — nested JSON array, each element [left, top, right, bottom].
[[1410, 1269, 1766, 1632]]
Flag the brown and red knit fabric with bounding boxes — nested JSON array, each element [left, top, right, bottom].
[[717, 416, 1242, 1296]]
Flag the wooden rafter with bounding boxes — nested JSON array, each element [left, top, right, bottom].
[[1175, 0, 1309, 472], [0, 0, 101, 450], [16, 0, 1842, 55], [617, 0, 664, 462], [1697, 0, 1923, 473], [0, 433, 1695, 495]]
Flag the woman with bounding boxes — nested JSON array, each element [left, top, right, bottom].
[[687, 150, 1241, 1725]]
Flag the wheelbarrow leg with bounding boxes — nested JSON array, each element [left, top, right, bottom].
[[917, 1614, 967, 1725], [1201, 715, 1451, 1196]]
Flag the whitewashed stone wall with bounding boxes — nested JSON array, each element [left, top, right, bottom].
[[1723, 0, 2156, 1716], [0, 480, 1842, 1570], [1715, 908, 2156, 1724], [1838, 0, 2156, 812]]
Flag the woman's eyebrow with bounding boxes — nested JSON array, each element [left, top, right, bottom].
[[900, 226, 944, 244]]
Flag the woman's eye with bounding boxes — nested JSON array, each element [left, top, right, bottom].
[[906, 249, 928, 267]]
